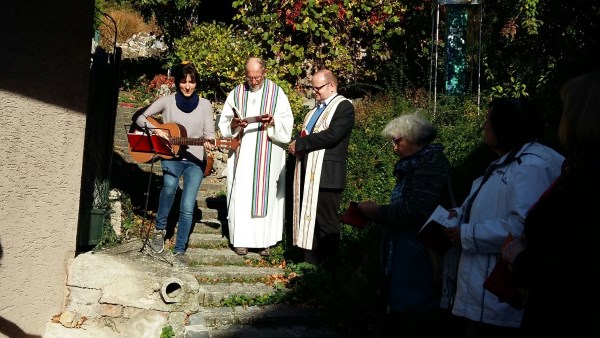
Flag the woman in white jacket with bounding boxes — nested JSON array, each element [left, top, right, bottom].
[[443, 98, 564, 338]]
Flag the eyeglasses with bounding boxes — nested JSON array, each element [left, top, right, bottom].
[[391, 137, 403, 146], [312, 82, 331, 92], [246, 75, 263, 81]]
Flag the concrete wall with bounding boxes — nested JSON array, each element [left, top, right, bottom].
[[0, 1, 94, 336]]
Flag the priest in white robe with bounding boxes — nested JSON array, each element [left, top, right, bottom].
[[218, 57, 294, 256]]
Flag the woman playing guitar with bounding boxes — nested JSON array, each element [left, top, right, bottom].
[[134, 61, 215, 261]]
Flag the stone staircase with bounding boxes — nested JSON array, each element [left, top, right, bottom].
[[178, 174, 340, 337]]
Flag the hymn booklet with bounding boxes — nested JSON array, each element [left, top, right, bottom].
[[417, 205, 458, 255]]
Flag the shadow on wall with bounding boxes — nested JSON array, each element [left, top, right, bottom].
[[0, 317, 42, 338], [0, 239, 42, 338], [0, 3, 93, 113]]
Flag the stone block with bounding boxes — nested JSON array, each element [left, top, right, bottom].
[[100, 303, 123, 317]]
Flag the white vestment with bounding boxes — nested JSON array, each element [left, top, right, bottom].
[[218, 80, 293, 248]]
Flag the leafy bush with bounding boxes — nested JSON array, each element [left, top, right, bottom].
[[174, 22, 307, 118], [175, 22, 264, 99], [232, 0, 414, 86]]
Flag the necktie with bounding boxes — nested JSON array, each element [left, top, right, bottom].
[[306, 102, 327, 133]]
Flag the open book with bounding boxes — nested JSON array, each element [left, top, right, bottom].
[[242, 114, 270, 124], [232, 107, 270, 124], [416, 205, 458, 255]]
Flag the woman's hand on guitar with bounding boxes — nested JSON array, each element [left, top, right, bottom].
[[203, 140, 216, 151], [153, 129, 170, 140]]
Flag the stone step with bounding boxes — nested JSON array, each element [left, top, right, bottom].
[[188, 233, 229, 249], [185, 324, 341, 338], [202, 175, 227, 187], [200, 182, 227, 194], [188, 265, 284, 283], [193, 221, 226, 235], [184, 248, 261, 266], [197, 207, 222, 220], [197, 282, 281, 306], [196, 195, 227, 209], [189, 305, 330, 331]]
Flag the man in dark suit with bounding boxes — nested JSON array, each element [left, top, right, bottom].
[[288, 69, 355, 268]]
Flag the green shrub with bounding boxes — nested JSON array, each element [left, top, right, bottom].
[[174, 22, 307, 119], [175, 22, 264, 100]]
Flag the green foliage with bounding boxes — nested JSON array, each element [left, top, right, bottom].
[[175, 22, 264, 99], [94, 210, 119, 250], [94, 0, 107, 30], [231, 0, 414, 86], [486, 68, 530, 99], [119, 191, 139, 234], [217, 262, 339, 308], [174, 22, 307, 118], [267, 243, 286, 263], [95, 189, 149, 250], [482, 0, 600, 129], [518, 0, 542, 34], [220, 289, 288, 307], [160, 325, 174, 338], [337, 99, 401, 211]]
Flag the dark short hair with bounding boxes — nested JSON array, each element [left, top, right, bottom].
[[488, 98, 540, 151], [173, 62, 199, 92]]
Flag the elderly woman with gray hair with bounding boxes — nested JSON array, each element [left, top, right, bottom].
[[358, 113, 453, 337]]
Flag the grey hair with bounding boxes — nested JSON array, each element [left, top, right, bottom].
[[382, 113, 437, 145]]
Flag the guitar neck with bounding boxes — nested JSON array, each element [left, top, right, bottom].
[[170, 137, 209, 146], [169, 136, 238, 150]]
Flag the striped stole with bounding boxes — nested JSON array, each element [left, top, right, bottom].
[[293, 95, 347, 249], [233, 79, 279, 217]]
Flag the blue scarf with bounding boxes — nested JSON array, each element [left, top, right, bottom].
[[390, 143, 444, 204], [175, 91, 199, 113]]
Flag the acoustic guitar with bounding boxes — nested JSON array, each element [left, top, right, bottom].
[[128, 116, 239, 164]]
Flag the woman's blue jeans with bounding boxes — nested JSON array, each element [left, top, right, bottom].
[[155, 158, 203, 253]]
